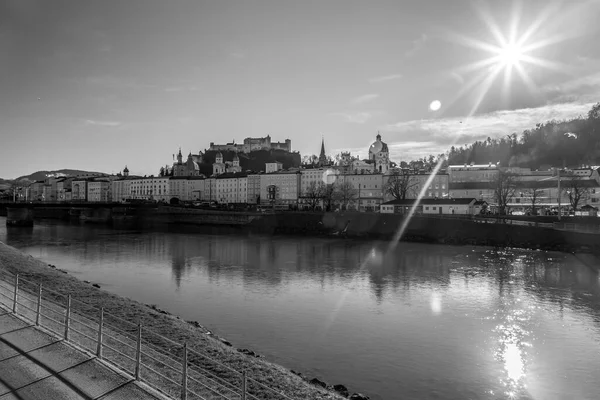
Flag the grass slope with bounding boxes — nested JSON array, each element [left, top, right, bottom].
[[0, 241, 346, 400]]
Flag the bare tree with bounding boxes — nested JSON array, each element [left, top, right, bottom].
[[302, 154, 319, 165], [385, 171, 418, 200], [334, 180, 357, 210], [302, 181, 323, 210], [563, 176, 591, 210], [521, 185, 544, 215], [320, 182, 337, 211], [494, 170, 517, 215]]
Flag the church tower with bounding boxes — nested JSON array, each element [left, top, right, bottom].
[[177, 148, 183, 164], [123, 166, 129, 177], [318, 137, 327, 166]]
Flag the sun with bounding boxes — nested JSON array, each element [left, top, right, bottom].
[[497, 43, 524, 66], [444, 1, 570, 116]]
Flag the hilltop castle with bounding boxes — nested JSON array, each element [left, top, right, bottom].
[[209, 135, 291, 153]]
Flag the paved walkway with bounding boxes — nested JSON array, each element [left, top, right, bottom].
[[0, 309, 164, 400]]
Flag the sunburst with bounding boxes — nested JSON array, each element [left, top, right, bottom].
[[444, 1, 573, 116]]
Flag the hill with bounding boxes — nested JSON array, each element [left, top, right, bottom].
[[0, 169, 108, 185], [445, 103, 600, 169], [198, 149, 301, 176], [404, 102, 600, 171]]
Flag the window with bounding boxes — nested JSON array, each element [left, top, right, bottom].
[[432, 207, 437, 210], [425, 206, 429, 210]]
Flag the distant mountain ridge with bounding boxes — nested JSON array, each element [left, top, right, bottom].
[[2, 169, 108, 184]]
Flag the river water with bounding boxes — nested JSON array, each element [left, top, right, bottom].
[[1, 217, 599, 400]]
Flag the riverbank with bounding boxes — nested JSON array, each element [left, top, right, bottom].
[[0, 241, 358, 400]]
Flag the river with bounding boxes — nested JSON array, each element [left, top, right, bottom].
[[1, 217, 599, 400]]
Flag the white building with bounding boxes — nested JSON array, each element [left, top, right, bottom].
[[169, 177, 188, 202], [214, 173, 248, 204], [300, 167, 334, 195], [265, 162, 283, 173], [340, 174, 384, 211], [71, 180, 88, 202], [247, 174, 261, 204], [112, 179, 133, 203], [185, 177, 205, 202], [129, 177, 170, 202], [260, 171, 301, 206], [448, 163, 499, 183], [380, 198, 483, 215], [87, 181, 111, 202]]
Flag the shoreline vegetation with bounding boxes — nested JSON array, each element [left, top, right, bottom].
[[0, 241, 365, 400]]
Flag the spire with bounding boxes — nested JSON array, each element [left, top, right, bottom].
[[318, 136, 327, 166]]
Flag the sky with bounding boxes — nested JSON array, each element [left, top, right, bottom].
[[1, 0, 600, 179]]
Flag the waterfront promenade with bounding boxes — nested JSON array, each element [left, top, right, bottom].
[[0, 308, 163, 400]]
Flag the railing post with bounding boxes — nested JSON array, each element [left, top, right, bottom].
[[135, 322, 142, 380], [12, 274, 19, 313], [35, 283, 42, 326], [181, 342, 188, 400], [64, 295, 71, 341], [241, 371, 247, 400], [96, 308, 104, 359]]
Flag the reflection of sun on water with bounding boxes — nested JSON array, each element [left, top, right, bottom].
[[494, 307, 531, 398], [430, 293, 442, 315], [503, 342, 524, 383]]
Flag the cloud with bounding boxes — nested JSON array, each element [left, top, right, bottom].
[[84, 119, 122, 127], [380, 101, 597, 160], [368, 74, 402, 83], [351, 93, 379, 104], [405, 33, 428, 58], [330, 112, 373, 124], [542, 70, 600, 104]]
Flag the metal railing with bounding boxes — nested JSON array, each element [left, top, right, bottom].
[[0, 272, 298, 400]]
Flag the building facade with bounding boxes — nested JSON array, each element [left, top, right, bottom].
[[260, 171, 301, 206], [247, 174, 261, 204], [71, 180, 88, 201], [87, 181, 111, 202], [342, 174, 384, 211], [215, 173, 247, 204]]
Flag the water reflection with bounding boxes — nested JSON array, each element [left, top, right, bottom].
[[1, 218, 600, 400]]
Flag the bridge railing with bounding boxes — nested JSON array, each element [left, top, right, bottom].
[[0, 271, 298, 400]]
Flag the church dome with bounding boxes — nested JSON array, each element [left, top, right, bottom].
[[369, 134, 388, 154]]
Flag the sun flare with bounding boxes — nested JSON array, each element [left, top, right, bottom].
[[444, 2, 571, 117], [497, 43, 524, 66]]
